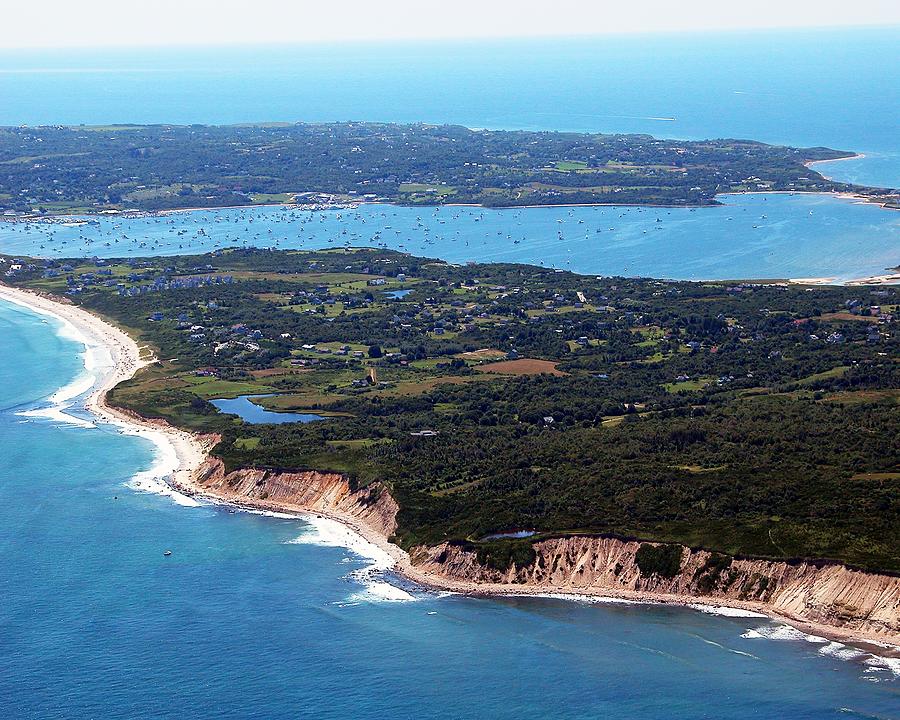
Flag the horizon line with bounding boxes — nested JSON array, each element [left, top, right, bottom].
[[1, 22, 897, 52]]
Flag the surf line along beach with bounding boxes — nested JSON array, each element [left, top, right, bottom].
[[1, 282, 899, 660], [0, 283, 207, 500]]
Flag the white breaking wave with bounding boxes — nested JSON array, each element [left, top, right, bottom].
[[742, 623, 900, 677], [741, 624, 828, 643], [510, 592, 649, 606], [286, 515, 418, 603], [688, 603, 768, 618], [818, 641, 867, 662], [121, 425, 199, 507], [4, 291, 198, 506], [14, 303, 103, 427], [864, 655, 900, 678], [17, 405, 96, 428]]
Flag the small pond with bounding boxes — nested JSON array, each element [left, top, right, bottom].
[[481, 530, 537, 540], [383, 289, 412, 299], [210, 394, 328, 424]]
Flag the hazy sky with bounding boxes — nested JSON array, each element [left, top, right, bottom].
[[2, 0, 899, 49]]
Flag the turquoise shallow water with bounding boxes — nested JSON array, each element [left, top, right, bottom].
[[2, 193, 898, 282], [1, 292, 899, 719]]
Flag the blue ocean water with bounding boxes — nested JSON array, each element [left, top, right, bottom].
[[2, 194, 899, 281], [1, 299, 899, 719], [0, 195, 900, 281]]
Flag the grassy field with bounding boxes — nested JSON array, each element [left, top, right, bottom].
[[476, 359, 566, 376]]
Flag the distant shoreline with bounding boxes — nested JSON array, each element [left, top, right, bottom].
[[1, 181, 896, 223], [804, 152, 866, 178]]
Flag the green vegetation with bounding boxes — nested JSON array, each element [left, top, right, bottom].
[[3, 247, 897, 572], [475, 540, 539, 572], [0, 122, 888, 215], [635, 543, 684, 578]]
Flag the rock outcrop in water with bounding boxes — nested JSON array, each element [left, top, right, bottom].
[[181, 462, 900, 642]]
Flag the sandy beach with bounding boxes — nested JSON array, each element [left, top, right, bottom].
[[804, 153, 866, 179], [0, 284, 208, 493], [1, 282, 898, 659]]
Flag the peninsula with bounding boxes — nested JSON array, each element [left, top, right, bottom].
[[1, 122, 896, 214], [2, 248, 898, 644]]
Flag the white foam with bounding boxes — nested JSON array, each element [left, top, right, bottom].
[[286, 515, 418, 603], [12, 305, 104, 427], [17, 405, 96, 428], [741, 623, 828, 644], [864, 655, 900, 677], [741, 622, 900, 677], [817, 641, 867, 662], [3, 293, 202, 508], [512, 592, 649, 606], [116, 424, 199, 507], [689, 603, 768, 618]]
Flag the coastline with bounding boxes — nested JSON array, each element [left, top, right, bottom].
[[804, 152, 866, 179], [1, 283, 897, 659], [1, 180, 896, 225], [169, 466, 900, 658], [0, 284, 208, 498]]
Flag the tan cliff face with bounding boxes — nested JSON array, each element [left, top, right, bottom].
[[178, 462, 899, 642], [411, 537, 900, 640], [182, 458, 399, 537]]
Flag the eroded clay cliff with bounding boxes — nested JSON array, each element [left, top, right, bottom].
[[183, 458, 398, 537], [179, 461, 899, 640], [411, 537, 900, 639]]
